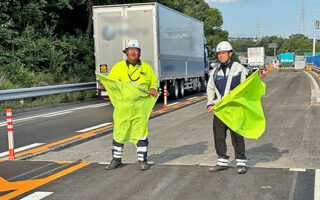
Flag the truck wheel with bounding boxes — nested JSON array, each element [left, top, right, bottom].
[[174, 82, 179, 99], [201, 79, 207, 91], [179, 79, 185, 97], [197, 82, 201, 93]]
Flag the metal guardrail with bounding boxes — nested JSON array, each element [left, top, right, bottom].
[[0, 82, 96, 101]]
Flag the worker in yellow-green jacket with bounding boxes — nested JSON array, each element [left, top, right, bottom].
[[106, 39, 159, 170]]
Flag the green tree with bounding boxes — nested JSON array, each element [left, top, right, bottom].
[[279, 34, 312, 55]]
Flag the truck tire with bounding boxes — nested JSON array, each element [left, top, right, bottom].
[[201, 79, 207, 91], [174, 82, 179, 99], [179, 79, 185, 97], [197, 78, 202, 93]]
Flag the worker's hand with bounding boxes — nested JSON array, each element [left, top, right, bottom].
[[207, 106, 213, 113], [148, 88, 158, 96]]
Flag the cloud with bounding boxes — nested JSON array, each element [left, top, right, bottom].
[[205, 0, 239, 3]]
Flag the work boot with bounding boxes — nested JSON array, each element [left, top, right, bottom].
[[237, 166, 247, 174], [208, 165, 228, 172], [140, 161, 150, 170], [105, 158, 123, 170]]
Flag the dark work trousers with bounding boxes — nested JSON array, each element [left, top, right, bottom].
[[213, 115, 246, 160]]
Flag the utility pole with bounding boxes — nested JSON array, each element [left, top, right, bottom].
[[313, 20, 320, 56], [299, 0, 305, 34], [256, 21, 260, 40]]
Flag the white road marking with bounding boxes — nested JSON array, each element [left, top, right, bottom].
[[167, 102, 180, 107], [186, 97, 198, 100], [315, 169, 320, 200], [0, 103, 110, 127], [21, 191, 53, 200], [0, 143, 45, 158], [289, 168, 306, 172], [98, 162, 109, 165], [42, 110, 73, 118], [68, 103, 108, 111], [76, 122, 113, 133]]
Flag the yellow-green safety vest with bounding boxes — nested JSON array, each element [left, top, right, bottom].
[[108, 60, 159, 91]]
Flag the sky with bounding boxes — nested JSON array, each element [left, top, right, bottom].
[[205, 0, 320, 39]]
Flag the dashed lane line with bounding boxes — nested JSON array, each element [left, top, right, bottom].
[[20, 191, 53, 200], [0, 103, 109, 127], [76, 122, 113, 133], [289, 168, 306, 172], [186, 97, 198, 100], [0, 162, 91, 200], [2, 95, 206, 159], [167, 102, 180, 107], [0, 143, 45, 158]]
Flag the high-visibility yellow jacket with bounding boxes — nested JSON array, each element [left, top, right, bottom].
[[108, 60, 159, 91]]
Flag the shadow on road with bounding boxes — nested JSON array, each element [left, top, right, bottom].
[[148, 141, 208, 164], [229, 143, 289, 167]]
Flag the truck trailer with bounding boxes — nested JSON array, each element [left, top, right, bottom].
[[247, 47, 265, 72], [92, 3, 209, 99]]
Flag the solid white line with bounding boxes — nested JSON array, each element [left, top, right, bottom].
[[76, 122, 113, 133], [0, 103, 110, 127], [315, 169, 320, 200], [21, 191, 53, 200], [167, 102, 180, 107], [0, 143, 45, 158], [186, 97, 198, 100], [289, 168, 306, 172]]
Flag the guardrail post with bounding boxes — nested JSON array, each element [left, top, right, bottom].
[[6, 109, 15, 160], [164, 85, 167, 110]]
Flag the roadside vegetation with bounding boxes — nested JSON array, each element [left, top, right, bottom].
[[0, 0, 229, 109], [231, 34, 320, 57], [1, 0, 317, 110]]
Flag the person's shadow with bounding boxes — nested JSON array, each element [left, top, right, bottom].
[[148, 142, 208, 164], [229, 143, 289, 167]]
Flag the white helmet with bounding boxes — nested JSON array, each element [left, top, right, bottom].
[[127, 39, 140, 49], [216, 41, 233, 53]]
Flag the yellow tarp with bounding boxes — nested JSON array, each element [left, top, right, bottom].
[[96, 74, 158, 144], [212, 71, 266, 139]]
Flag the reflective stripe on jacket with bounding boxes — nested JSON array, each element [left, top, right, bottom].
[[207, 61, 247, 106], [108, 60, 159, 91]]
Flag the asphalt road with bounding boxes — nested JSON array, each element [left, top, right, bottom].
[[1, 69, 320, 200], [0, 92, 202, 154]]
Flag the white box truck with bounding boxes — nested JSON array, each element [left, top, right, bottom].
[[92, 2, 209, 99], [247, 47, 265, 72]]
